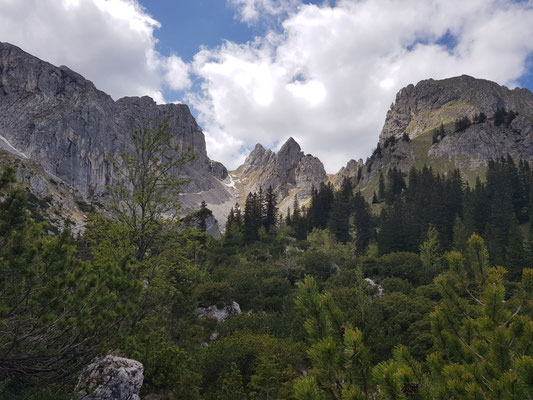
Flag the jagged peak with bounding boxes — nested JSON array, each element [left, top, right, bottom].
[[278, 137, 301, 155]]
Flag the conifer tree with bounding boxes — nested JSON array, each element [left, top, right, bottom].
[[374, 235, 533, 399], [264, 185, 278, 232], [419, 225, 442, 281], [378, 173, 385, 201], [352, 191, 373, 254], [294, 276, 370, 400], [244, 192, 260, 243], [215, 362, 247, 400], [328, 177, 352, 243]]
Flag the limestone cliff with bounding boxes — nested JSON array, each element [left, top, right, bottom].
[[338, 75, 533, 194], [232, 137, 328, 212], [0, 41, 234, 224]]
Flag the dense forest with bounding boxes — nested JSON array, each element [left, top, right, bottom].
[[0, 122, 531, 399]]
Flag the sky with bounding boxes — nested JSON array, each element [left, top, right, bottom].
[[1, 0, 533, 173]]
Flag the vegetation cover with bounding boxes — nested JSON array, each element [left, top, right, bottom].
[[0, 122, 531, 399]]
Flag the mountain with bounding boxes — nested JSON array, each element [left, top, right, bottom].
[[0, 41, 329, 228], [338, 75, 533, 194], [4, 40, 533, 230], [0, 41, 235, 226], [231, 137, 328, 213]]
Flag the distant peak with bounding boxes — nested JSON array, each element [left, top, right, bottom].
[[279, 137, 301, 155]]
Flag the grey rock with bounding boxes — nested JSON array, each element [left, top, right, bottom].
[[0, 41, 232, 225], [332, 158, 364, 187], [379, 75, 533, 143], [233, 137, 328, 212], [74, 355, 144, 400], [195, 301, 242, 322], [365, 278, 384, 297]]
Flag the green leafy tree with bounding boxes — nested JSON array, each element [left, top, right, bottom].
[[107, 117, 192, 265]]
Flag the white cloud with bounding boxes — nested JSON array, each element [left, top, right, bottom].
[[0, 0, 189, 103], [1, 0, 533, 172], [192, 0, 533, 172], [227, 0, 301, 24], [164, 55, 191, 91]]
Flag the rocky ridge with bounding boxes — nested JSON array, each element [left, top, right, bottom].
[[4, 41, 533, 227], [231, 137, 328, 213], [336, 75, 533, 193], [0, 41, 234, 225]]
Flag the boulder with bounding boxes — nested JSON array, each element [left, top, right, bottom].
[[195, 301, 242, 322], [74, 355, 144, 400]]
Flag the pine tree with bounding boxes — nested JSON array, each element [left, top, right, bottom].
[[198, 200, 209, 233], [294, 276, 370, 400], [419, 225, 441, 281], [264, 185, 278, 232], [374, 235, 533, 399], [244, 193, 260, 243], [378, 173, 385, 201], [352, 191, 373, 254], [215, 362, 247, 400], [328, 177, 352, 243]]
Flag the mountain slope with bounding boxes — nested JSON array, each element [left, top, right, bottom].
[[0, 41, 234, 223], [337, 75, 533, 195]]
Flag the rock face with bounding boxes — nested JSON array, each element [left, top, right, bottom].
[[346, 75, 533, 188], [74, 355, 144, 400], [380, 75, 533, 143], [0, 41, 233, 223], [233, 137, 328, 212]]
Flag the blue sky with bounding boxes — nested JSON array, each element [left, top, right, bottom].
[[1, 0, 533, 171], [138, 0, 327, 102]]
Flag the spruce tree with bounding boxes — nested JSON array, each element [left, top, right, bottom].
[[328, 177, 352, 243], [215, 362, 247, 400], [264, 185, 278, 232]]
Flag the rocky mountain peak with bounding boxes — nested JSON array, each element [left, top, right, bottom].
[[379, 75, 533, 143], [277, 137, 304, 171], [232, 136, 327, 213], [278, 137, 301, 154]]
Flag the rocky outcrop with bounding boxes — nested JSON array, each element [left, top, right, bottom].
[[0, 41, 233, 223], [74, 355, 144, 400], [332, 158, 364, 187], [232, 137, 328, 211], [379, 75, 533, 143], [349, 76, 533, 189], [195, 301, 242, 322]]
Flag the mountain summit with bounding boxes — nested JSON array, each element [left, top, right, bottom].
[[232, 137, 327, 211]]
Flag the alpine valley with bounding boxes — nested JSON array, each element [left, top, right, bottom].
[[2, 41, 533, 400], [3, 41, 533, 232]]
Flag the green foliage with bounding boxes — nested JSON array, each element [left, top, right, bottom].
[[295, 276, 371, 399], [196, 281, 234, 307], [215, 362, 247, 400], [419, 225, 442, 279], [122, 327, 201, 398], [0, 167, 140, 391]]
